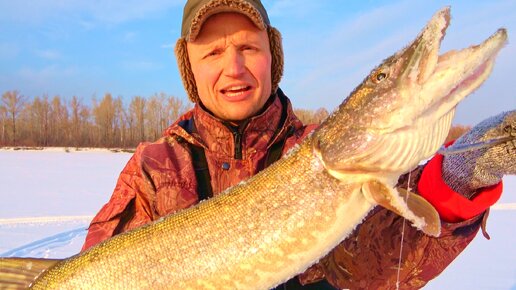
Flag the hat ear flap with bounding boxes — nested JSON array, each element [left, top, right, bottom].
[[175, 37, 199, 103], [268, 26, 284, 96]]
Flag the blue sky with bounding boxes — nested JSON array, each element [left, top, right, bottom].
[[1, 0, 515, 125]]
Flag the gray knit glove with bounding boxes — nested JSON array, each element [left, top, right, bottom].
[[442, 110, 516, 198]]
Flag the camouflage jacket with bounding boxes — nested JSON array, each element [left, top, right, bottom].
[[82, 90, 488, 289]]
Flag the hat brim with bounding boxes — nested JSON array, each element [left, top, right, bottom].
[[187, 0, 268, 42]]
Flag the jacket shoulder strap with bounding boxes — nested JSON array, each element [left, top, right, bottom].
[[178, 118, 213, 201], [178, 115, 295, 200], [264, 125, 295, 168]]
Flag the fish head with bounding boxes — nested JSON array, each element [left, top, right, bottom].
[[313, 7, 507, 182]]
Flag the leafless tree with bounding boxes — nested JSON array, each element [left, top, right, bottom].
[[129, 96, 146, 144], [93, 93, 119, 147], [79, 103, 93, 147], [445, 125, 471, 143], [70, 96, 83, 147], [0, 104, 7, 145], [1, 91, 26, 145], [167, 94, 191, 125], [25, 95, 50, 146], [146, 93, 166, 140], [113, 96, 125, 147], [48, 96, 69, 146], [294, 107, 329, 125]]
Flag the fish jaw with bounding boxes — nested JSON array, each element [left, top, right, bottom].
[[313, 7, 507, 179], [414, 27, 508, 130]]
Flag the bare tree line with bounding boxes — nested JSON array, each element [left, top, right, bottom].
[[0, 90, 469, 149], [444, 124, 471, 143], [293, 108, 329, 125], [0, 91, 330, 148], [0, 91, 192, 148]]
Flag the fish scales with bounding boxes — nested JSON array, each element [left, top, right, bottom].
[[32, 140, 368, 289]]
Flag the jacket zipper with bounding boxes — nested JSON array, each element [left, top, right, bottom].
[[226, 120, 249, 160], [233, 130, 243, 160]]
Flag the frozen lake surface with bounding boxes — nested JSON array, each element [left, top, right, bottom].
[[0, 149, 514, 289]]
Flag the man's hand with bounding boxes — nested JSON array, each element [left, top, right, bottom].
[[442, 110, 516, 198]]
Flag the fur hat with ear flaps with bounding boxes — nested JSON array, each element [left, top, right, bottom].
[[174, 0, 284, 103]]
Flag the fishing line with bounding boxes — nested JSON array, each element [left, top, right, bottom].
[[395, 171, 411, 290]]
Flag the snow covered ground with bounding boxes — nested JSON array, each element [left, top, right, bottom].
[[0, 149, 514, 289]]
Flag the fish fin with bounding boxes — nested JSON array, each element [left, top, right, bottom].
[[397, 187, 441, 237], [0, 257, 60, 289], [362, 180, 441, 237]]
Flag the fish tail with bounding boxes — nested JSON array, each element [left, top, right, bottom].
[[0, 257, 59, 289]]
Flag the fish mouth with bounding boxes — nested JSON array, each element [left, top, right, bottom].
[[400, 7, 507, 123], [315, 7, 508, 178]]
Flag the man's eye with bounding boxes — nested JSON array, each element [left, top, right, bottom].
[[204, 49, 221, 58], [242, 46, 256, 52]]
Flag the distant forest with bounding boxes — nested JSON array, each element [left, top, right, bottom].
[[0, 90, 331, 148]]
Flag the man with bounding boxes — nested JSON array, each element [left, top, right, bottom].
[[83, 0, 514, 288]]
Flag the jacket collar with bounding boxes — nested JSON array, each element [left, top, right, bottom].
[[166, 89, 302, 160]]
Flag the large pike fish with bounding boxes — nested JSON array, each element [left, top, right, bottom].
[[0, 7, 507, 289]]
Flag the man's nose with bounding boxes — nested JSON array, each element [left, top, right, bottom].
[[223, 48, 245, 77]]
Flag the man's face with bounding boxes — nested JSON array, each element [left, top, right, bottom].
[[187, 12, 272, 122]]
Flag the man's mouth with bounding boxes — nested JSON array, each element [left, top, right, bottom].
[[220, 85, 252, 98]]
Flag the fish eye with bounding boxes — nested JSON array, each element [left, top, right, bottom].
[[376, 72, 387, 81], [371, 69, 388, 84]]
